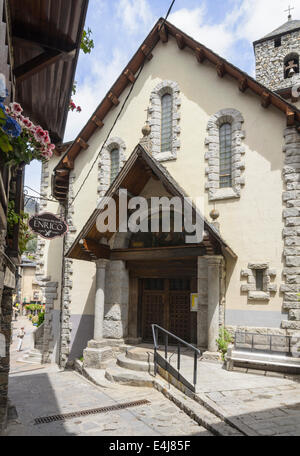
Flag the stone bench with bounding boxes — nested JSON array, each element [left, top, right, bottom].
[[226, 345, 300, 375]]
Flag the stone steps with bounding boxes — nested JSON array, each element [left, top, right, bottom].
[[126, 346, 154, 363], [105, 365, 154, 387], [21, 349, 43, 365], [116, 352, 154, 373], [104, 345, 155, 386]]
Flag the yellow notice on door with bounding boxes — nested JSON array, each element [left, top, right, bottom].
[[190, 293, 198, 312]]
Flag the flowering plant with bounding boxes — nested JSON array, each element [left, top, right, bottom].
[[0, 101, 55, 165], [69, 99, 82, 112], [7, 200, 35, 255]]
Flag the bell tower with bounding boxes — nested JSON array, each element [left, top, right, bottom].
[[254, 10, 300, 94]]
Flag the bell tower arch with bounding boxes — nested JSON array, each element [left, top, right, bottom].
[[254, 15, 300, 95]]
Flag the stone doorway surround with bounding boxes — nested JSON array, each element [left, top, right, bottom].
[[82, 251, 225, 369]]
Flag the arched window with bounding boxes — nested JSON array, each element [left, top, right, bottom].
[[284, 53, 299, 79], [110, 148, 120, 184], [205, 109, 245, 200], [219, 123, 232, 188], [161, 93, 173, 152], [149, 81, 180, 161]]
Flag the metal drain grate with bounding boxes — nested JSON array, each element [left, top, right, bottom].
[[34, 399, 151, 425]]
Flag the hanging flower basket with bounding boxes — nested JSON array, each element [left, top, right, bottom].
[[0, 101, 55, 166]]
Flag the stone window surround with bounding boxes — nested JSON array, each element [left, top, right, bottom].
[[284, 52, 299, 79], [205, 108, 246, 201], [148, 80, 181, 162], [241, 263, 277, 302], [98, 137, 126, 199]]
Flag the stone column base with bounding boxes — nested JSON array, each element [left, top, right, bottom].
[[83, 346, 113, 369], [87, 338, 127, 349]]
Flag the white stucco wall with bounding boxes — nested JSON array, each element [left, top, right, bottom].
[[44, 35, 287, 344]]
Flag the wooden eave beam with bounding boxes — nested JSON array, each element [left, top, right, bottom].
[[124, 68, 136, 83], [76, 138, 89, 150], [261, 91, 271, 108], [239, 77, 248, 93], [216, 62, 226, 78], [141, 44, 153, 60], [195, 47, 205, 63], [92, 115, 104, 128], [82, 239, 110, 259], [62, 156, 74, 170], [54, 189, 67, 197], [56, 169, 70, 177], [55, 184, 69, 190], [175, 33, 185, 49], [287, 108, 295, 126], [159, 24, 168, 43], [108, 91, 119, 106], [111, 246, 205, 261], [12, 25, 77, 54], [14, 50, 62, 83]]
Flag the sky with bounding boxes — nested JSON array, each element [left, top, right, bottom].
[[24, 0, 300, 196]]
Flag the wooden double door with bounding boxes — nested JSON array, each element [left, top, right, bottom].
[[140, 278, 197, 343]]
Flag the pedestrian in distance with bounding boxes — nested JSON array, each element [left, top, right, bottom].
[[17, 326, 25, 352]]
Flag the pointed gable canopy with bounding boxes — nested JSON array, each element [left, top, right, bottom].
[[66, 144, 236, 262], [52, 17, 300, 201]]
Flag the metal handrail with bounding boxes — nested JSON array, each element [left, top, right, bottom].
[[152, 324, 201, 392], [234, 331, 298, 357]]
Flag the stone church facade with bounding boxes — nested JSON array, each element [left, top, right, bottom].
[[36, 17, 300, 366]]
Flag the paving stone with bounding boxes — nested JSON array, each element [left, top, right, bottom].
[[6, 367, 212, 436]]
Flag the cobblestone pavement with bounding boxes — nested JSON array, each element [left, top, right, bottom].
[[203, 375, 300, 436], [6, 320, 300, 436], [6, 367, 212, 436], [164, 350, 300, 436], [10, 316, 45, 375]]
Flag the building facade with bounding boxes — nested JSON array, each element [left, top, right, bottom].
[[0, 0, 89, 433], [38, 18, 300, 367]]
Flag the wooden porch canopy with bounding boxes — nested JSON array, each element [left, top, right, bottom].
[[66, 144, 237, 263], [7, 0, 89, 144], [52, 17, 300, 200]]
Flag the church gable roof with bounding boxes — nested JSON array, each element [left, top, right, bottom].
[[52, 17, 300, 201]]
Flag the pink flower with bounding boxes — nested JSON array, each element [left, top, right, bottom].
[[22, 117, 33, 129], [44, 131, 51, 144], [34, 126, 47, 143], [9, 102, 23, 116], [69, 100, 76, 111]]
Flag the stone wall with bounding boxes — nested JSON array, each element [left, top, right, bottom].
[[35, 161, 59, 364], [281, 126, 300, 333], [0, 228, 7, 432], [60, 172, 77, 367], [255, 29, 300, 92], [0, 288, 12, 433]]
